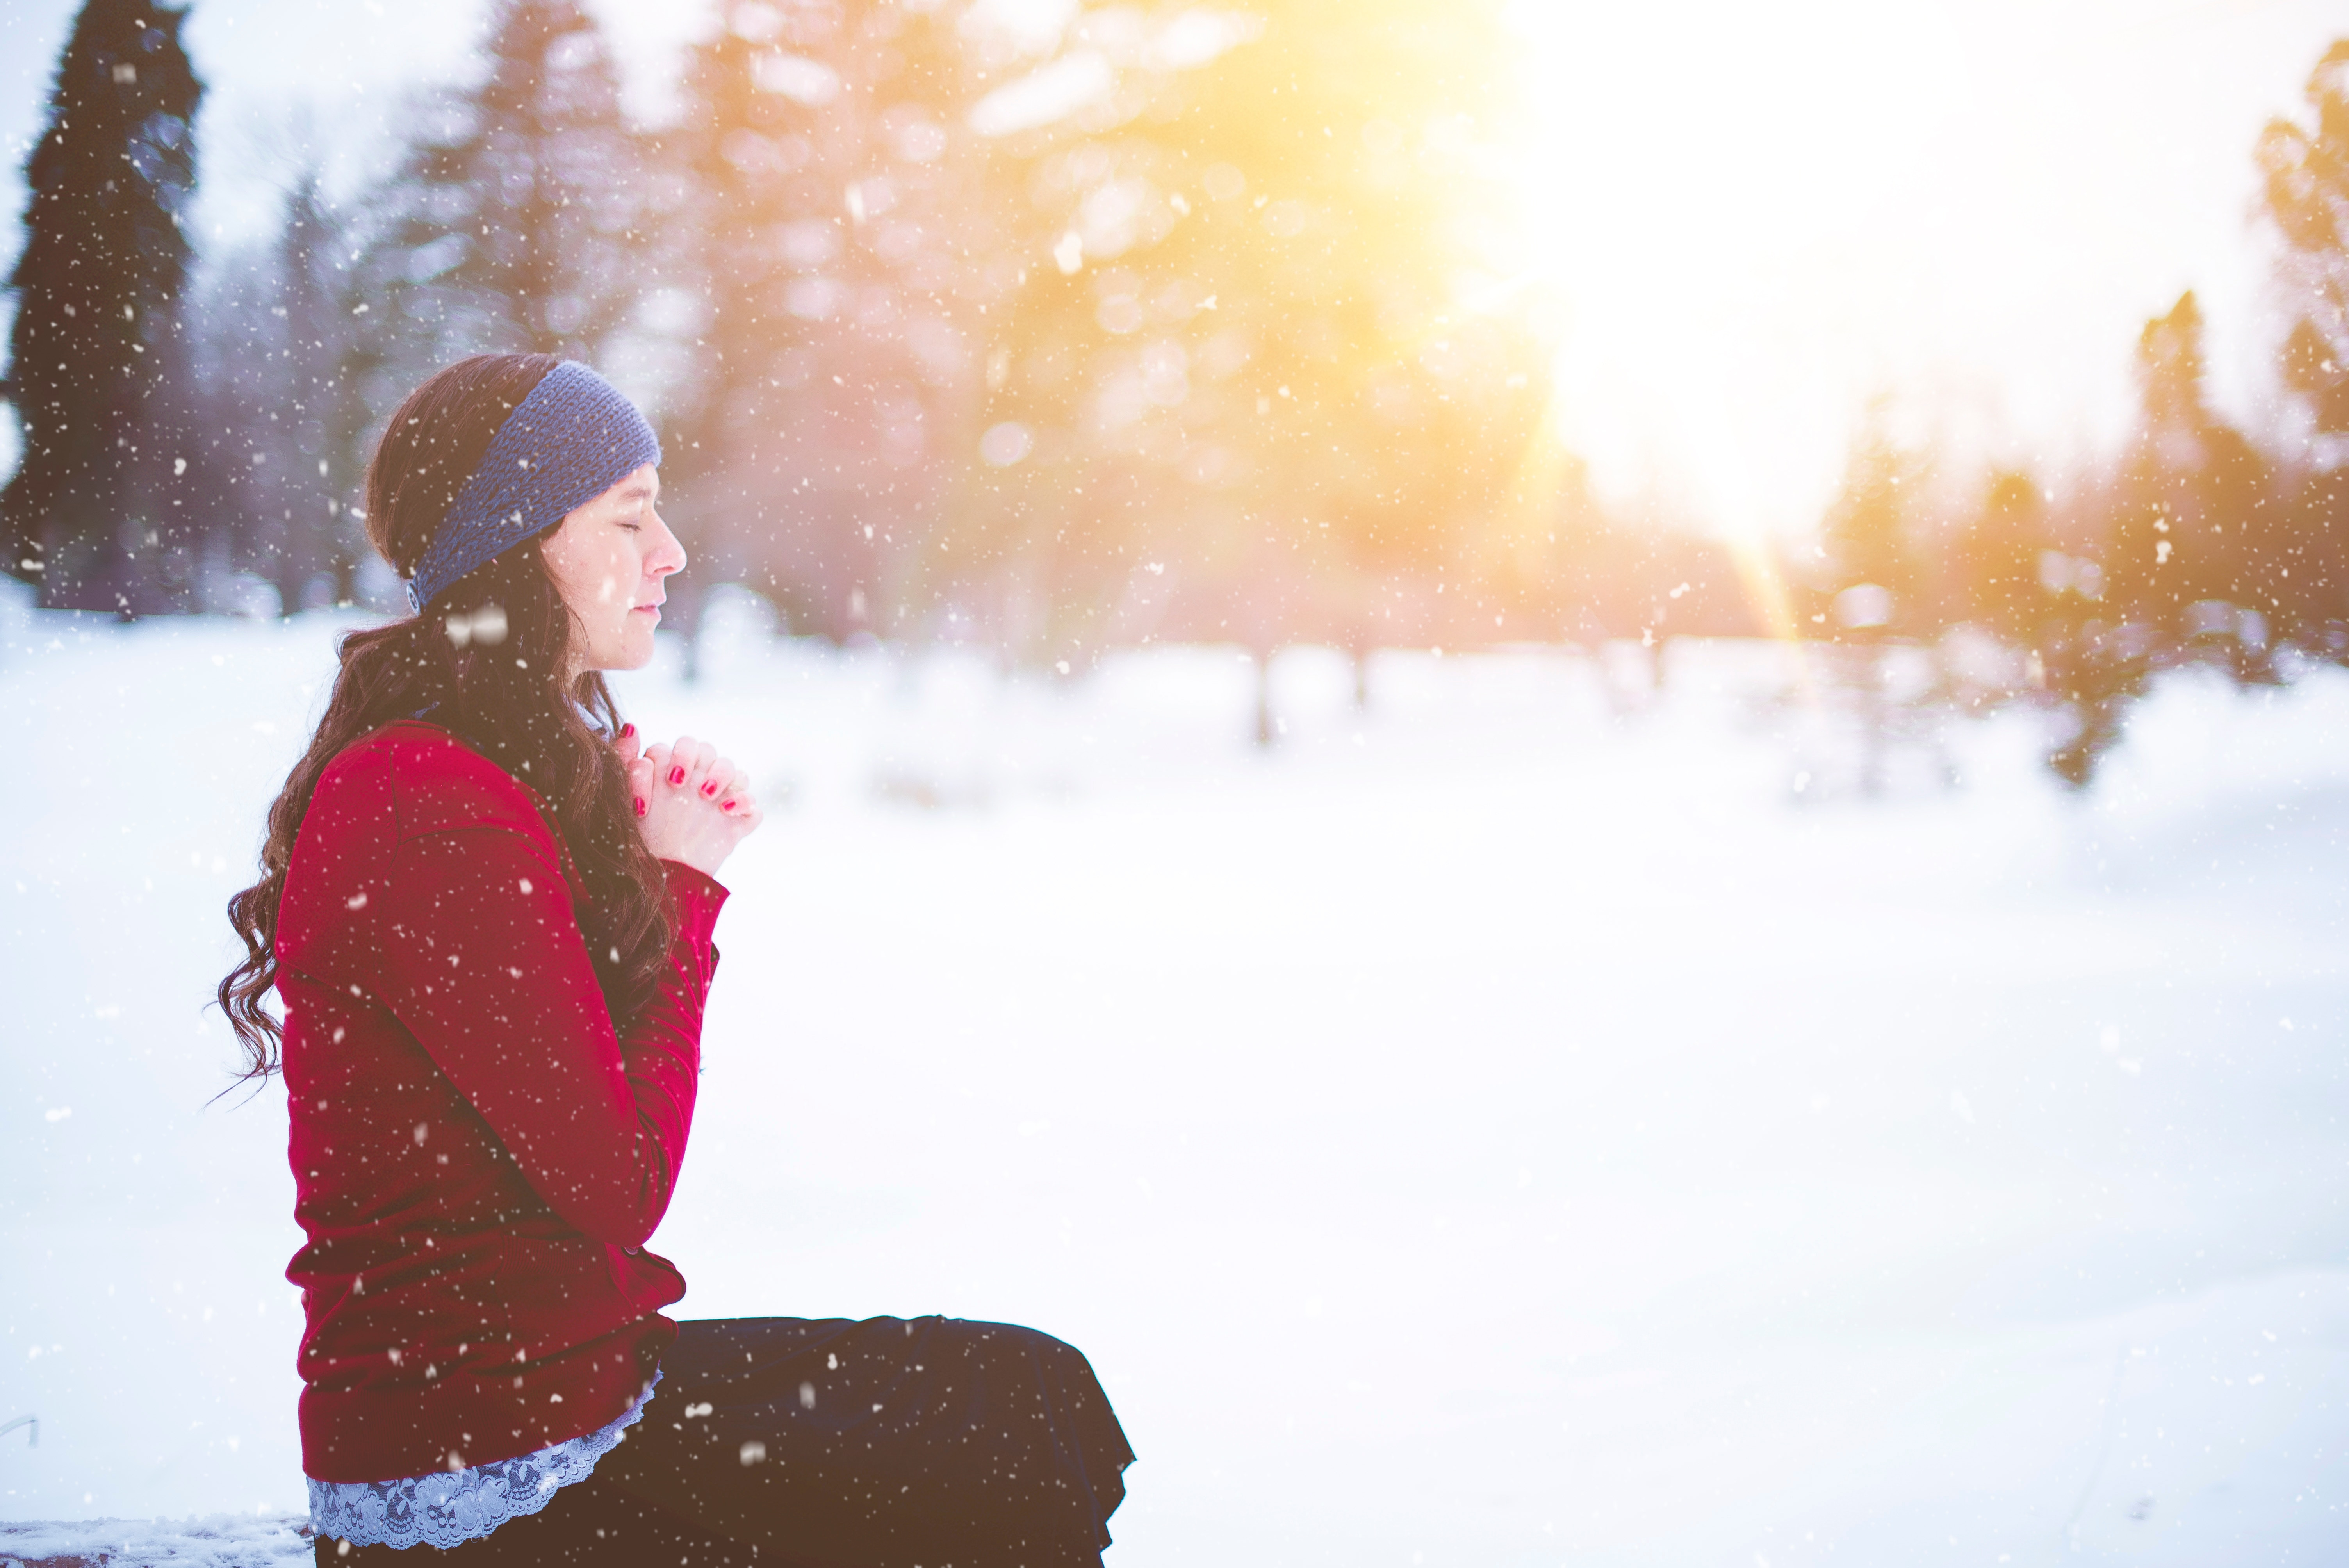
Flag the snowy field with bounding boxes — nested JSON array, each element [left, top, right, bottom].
[[3, 586, 2347, 1566]]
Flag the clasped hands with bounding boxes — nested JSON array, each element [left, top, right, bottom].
[[615, 725, 761, 878]]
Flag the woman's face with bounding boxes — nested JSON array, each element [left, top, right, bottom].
[[539, 463, 685, 674]]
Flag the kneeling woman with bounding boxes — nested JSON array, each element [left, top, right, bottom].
[[219, 355, 1133, 1564]]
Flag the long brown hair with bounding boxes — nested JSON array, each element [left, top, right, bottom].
[[218, 353, 674, 1080]]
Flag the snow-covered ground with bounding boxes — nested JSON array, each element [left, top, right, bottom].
[[3, 589, 2346, 1566]]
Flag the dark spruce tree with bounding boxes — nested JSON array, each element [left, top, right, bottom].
[[1, 0, 201, 612]]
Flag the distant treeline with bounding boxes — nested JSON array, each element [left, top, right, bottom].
[[2, 3, 2347, 779]]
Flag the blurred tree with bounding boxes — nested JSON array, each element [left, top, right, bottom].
[[346, 0, 647, 415], [1805, 401, 1941, 794], [2230, 453, 2346, 652], [2033, 296, 2274, 789], [2260, 41, 2349, 439], [1957, 469, 2055, 643], [0, 0, 201, 612], [952, 0, 1550, 672], [2015, 41, 2349, 784], [1813, 398, 1925, 637], [2103, 292, 2270, 642], [2041, 616, 2156, 789], [2254, 39, 2349, 650], [2257, 465, 2349, 654], [191, 176, 369, 614], [186, 238, 287, 610], [282, 177, 377, 607], [662, 0, 1007, 645], [1550, 465, 1755, 650]]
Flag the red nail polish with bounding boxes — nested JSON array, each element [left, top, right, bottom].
[[719, 799, 736, 811], [619, 723, 635, 740], [701, 781, 718, 797], [668, 766, 686, 786], [634, 797, 647, 817]]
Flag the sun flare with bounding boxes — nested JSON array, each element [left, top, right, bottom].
[[1489, 0, 2316, 543]]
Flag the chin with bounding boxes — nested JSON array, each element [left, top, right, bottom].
[[579, 637, 657, 676], [615, 631, 660, 670]]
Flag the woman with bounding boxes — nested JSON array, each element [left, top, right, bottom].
[[219, 354, 1133, 1565]]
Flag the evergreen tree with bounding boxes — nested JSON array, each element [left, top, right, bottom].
[[2259, 465, 2349, 653], [1, 0, 201, 611], [2041, 617, 2155, 790], [1958, 469, 2054, 643], [2255, 39, 2349, 648], [1813, 399, 1925, 636], [348, 0, 644, 409], [954, 0, 1547, 665], [185, 237, 284, 606], [2037, 294, 2272, 788], [2102, 292, 2269, 634], [1801, 403, 1936, 793], [664, 0, 1004, 643], [279, 176, 374, 606], [197, 176, 365, 613], [2259, 41, 2349, 438], [659, 15, 799, 624]]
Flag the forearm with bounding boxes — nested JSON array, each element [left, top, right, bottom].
[[380, 831, 724, 1245], [599, 862, 729, 1239]]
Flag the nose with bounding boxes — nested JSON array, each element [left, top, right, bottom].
[[647, 506, 687, 580]]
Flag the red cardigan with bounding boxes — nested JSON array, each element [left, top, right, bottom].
[[274, 719, 727, 1484]]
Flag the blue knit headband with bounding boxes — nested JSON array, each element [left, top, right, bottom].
[[405, 360, 663, 613]]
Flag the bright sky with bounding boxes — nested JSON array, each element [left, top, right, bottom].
[[0, 0, 2342, 535], [1501, 0, 2348, 532]]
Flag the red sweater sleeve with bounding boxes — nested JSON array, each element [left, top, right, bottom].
[[373, 825, 725, 1249]]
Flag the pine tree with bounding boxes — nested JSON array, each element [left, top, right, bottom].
[[954, 0, 1546, 665], [664, 0, 1007, 643], [349, 0, 644, 404], [2255, 464, 2349, 653], [2254, 40, 2349, 648], [1814, 399, 1924, 635], [1, 0, 201, 611], [254, 178, 364, 609], [2038, 292, 2274, 788], [279, 176, 374, 606], [187, 236, 286, 608], [2260, 42, 2349, 437], [1958, 469, 2055, 643], [659, 17, 813, 641], [2103, 292, 2268, 633]]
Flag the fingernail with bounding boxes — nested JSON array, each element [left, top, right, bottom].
[[720, 799, 736, 811], [634, 797, 647, 817], [701, 780, 718, 797], [619, 723, 635, 740], [668, 766, 685, 786]]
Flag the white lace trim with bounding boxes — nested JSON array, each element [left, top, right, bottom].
[[306, 1370, 660, 1550]]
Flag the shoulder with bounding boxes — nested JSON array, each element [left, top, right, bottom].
[[321, 720, 557, 850]]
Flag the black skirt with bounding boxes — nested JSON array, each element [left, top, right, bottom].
[[316, 1315, 1135, 1567]]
